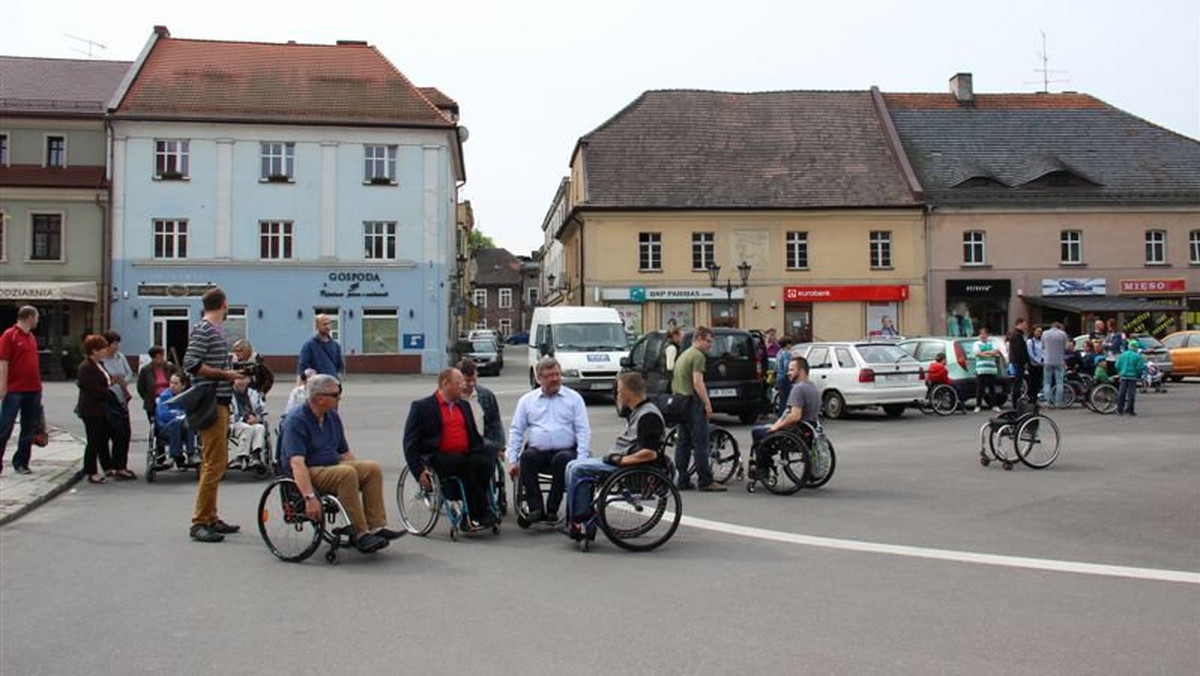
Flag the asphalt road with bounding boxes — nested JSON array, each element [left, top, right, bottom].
[[3, 350, 1198, 675]]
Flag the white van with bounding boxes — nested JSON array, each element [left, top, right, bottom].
[[528, 306, 629, 393]]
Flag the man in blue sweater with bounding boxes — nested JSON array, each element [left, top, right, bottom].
[[298, 314, 344, 383]]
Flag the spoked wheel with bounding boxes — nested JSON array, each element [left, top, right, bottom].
[[1087, 384, 1118, 415], [258, 478, 323, 563], [806, 436, 837, 488], [395, 465, 441, 536], [597, 468, 681, 552], [708, 427, 740, 484], [1058, 384, 1078, 409], [145, 442, 159, 484], [987, 423, 1020, 467], [493, 460, 509, 516], [759, 433, 808, 495], [1015, 415, 1061, 469], [931, 385, 959, 416]]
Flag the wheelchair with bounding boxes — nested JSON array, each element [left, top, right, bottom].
[[395, 462, 503, 541], [563, 458, 682, 553], [257, 477, 358, 564], [978, 401, 1061, 471], [916, 383, 963, 416], [144, 416, 200, 483], [660, 424, 740, 485], [226, 418, 273, 479], [746, 420, 837, 495]]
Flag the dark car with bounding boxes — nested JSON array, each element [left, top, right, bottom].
[[506, 331, 529, 345], [453, 339, 502, 376], [619, 327, 770, 424]]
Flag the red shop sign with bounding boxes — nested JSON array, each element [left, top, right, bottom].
[[1119, 278, 1186, 294], [784, 285, 909, 303]]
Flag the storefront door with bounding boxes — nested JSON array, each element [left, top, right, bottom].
[[660, 303, 694, 331], [784, 304, 813, 342], [151, 307, 191, 364]]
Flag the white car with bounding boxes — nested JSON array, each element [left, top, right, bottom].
[[792, 341, 927, 419]]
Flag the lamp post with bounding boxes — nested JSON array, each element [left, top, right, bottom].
[[707, 260, 752, 327]]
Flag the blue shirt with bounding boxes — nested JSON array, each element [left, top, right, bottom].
[[280, 404, 349, 472], [298, 336, 344, 376], [155, 389, 186, 427], [506, 386, 591, 463]]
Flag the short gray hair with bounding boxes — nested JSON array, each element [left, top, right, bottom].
[[535, 356, 560, 376], [307, 374, 341, 400]]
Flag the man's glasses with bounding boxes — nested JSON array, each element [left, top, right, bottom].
[[318, 391, 342, 400]]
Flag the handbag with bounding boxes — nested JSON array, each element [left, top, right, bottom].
[[167, 382, 218, 431], [654, 393, 691, 427]]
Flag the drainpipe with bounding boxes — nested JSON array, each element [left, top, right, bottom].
[[101, 117, 113, 333], [925, 204, 935, 335]]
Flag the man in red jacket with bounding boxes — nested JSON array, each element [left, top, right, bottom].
[[0, 306, 43, 475]]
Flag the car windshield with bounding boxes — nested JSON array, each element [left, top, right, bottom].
[[856, 344, 916, 364], [554, 324, 627, 351], [472, 340, 496, 352], [707, 334, 751, 360], [1133, 335, 1163, 350]]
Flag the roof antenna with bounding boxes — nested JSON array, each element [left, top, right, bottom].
[[64, 33, 107, 59], [1024, 30, 1070, 93]]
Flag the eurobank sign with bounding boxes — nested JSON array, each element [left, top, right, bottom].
[[599, 287, 746, 303]]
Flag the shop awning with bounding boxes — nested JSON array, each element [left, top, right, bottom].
[[1020, 295, 1182, 314], [0, 281, 98, 303]]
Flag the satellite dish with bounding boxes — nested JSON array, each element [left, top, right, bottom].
[[457, 126, 470, 143]]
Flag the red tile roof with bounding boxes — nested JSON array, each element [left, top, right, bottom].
[[114, 37, 453, 127], [884, 92, 1108, 110], [0, 165, 106, 189], [418, 87, 458, 110]]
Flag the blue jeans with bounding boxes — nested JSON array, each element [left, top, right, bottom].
[[0, 390, 42, 471], [1117, 377, 1137, 414], [1042, 364, 1065, 406], [159, 417, 196, 459], [564, 457, 615, 521], [674, 397, 712, 486]]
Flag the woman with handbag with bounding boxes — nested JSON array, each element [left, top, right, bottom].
[[76, 335, 115, 484], [100, 331, 137, 480]]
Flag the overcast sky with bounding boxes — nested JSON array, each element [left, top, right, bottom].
[[5, 0, 1198, 255]]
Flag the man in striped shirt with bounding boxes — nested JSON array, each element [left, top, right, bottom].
[[184, 288, 251, 543]]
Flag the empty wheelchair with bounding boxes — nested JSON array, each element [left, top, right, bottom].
[[257, 477, 357, 564], [563, 460, 682, 553], [746, 421, 836, 495], [395, 463, 502, 541], [661, 423, 741, 485], [978, 401, 1061, 471]]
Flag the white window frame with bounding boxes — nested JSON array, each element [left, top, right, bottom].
[[363, 221, 397, 260], [154, 139, 190, 179], [528, 287, 540, 306], [474, 288, 488, 308], [498, 318, 512, 335], [260, 142, 295, 181], [691, 232, 714, 271], [639, 232, 662, 272], [870, 230, 892, 269], [153, 219, 188, 260], [259, 220, 294, 260], [786, 231, 809, 270], [1060, 229, 1082, 264], [499, 288, 513, 309], [963, 230, 986, 266], [1190, 230, 1200, 265], [473, 321, 488, 330], [225, 306, 249, 345], [28, 211, 65, 263], [364, 144, 397, 183], [361, 308, 399, 354], [1145, 229, 1167, 265], [0, 132, 9, 167], [44, 133, 67, 168], [313, 307, 341, 342]]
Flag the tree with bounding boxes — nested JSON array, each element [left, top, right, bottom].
[[469, 229, 495, 251]]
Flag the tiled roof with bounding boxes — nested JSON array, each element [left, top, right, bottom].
[[577, 90, 920, 210], [473, 248, 522, 285], [0, 57, 131, 116], [418, 87, 457, 110], [114, 37, 453, 127], [883, 92, 1200, 205], [0, 166, 107, 189]]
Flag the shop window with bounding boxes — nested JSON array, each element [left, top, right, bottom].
[[153, 219, 188, 259], [260, 142, 295, 181], [1060, 230, 1082, 264], [225, 307, 247, 345], [963, 231, 986, 266], [711, 301, 739, 328], [1145, 229, 1166, 264], [786, 231, 808, 269], [154, 139, 189, 179], [1189, 230, 1199, 265], [362, 308, 399, 353], [869, 231, 891, 269], [30, 213, 63, 261], [692, 232, 714, 271], [639, 232, 661, 271]]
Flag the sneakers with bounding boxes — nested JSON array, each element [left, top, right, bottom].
[[373, 527, 407, 541], [677, 482, 696, 491], [973, 406, 982, 413], [355, 533, 389, 554], [189, 523, 225, 543], [991, 406, 1002, 413], [525, 508, 545, 523], [699, 483, 728, 492], [14, 466, 31, 475], [211, 519, 241, 534]]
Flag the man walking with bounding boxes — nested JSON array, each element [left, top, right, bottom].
[[1115, 340, 1146, 416], [0, 306, 42, 475], [298, 314, 344, 382], [672, 326, 725, 491], [1007, 318, 1030, 406], [184, 288, 250, 543], [1041, 321, 1071, 407]]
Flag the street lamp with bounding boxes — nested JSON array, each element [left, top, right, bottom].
[[707, 260, 752, 326]]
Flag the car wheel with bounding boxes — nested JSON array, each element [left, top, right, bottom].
[[823, 391, 846, 419], [738, 411, 759, 425], [1169, 375, 1184, 383], [882, 403, 906, 418]]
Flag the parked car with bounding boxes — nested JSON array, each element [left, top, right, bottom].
[[792, 342, 927, 418], [506, 331, 529, 345], [898, 336, 1012, 404], [619, 327, 770, 424], [1162, 330, 1200, 380], [1072, 333, 1172, 378], [453, 338, 503, 376]]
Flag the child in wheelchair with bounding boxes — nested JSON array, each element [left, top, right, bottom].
[[230, 378, 269, 472], [154, 373, 200, 468]]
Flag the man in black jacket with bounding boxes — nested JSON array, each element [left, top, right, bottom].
[[1007, 318, 1030, 406], [402, 368, 496, 528]]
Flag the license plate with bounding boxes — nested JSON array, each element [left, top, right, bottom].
[[589, 381, 611, 390], [587, 354, 610, 362], [710, 388, 737, 398]]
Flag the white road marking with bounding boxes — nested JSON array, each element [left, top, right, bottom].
[[679, 514, 1200, 585]]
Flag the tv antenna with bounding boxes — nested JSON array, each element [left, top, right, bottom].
[[64, 33, 107, 59], [1024, 30, 1070, 92]]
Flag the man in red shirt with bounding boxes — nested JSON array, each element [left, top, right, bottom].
[[927, 352, 952, 387], [0, 306, 43, 475]]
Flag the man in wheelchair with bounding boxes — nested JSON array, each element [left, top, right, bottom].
[[155, 373, 199, 467], [230, 378, 269, 471], [750, 355, 819, 479], [561, 372, 665, 535], [281, 374, 404, 554]]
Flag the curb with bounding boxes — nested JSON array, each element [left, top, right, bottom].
[[0, 428, 86, 528]]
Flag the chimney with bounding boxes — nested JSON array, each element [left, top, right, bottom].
[[153, 25, 171, 38], [950, 72, 973, 105]]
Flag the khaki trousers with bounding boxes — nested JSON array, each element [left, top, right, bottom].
[[192, 403, 230, 525], [309, 460, 386, 534]]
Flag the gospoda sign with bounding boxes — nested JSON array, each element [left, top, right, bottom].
[[1119, 278, 1186, 295]]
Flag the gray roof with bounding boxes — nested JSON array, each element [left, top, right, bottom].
[[884, 93, 1200, 206], [0, 56, 131, 115], [577, 90, 920, 210], [473, 248, 522, 286]]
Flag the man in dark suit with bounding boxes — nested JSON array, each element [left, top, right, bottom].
[[403, 367, 496, 529], [458, 360, 504, 456]]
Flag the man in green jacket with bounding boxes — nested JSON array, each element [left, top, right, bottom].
[[1115, 340, 1145, 416]]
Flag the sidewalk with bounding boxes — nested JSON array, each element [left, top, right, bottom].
[[0, 427, 86, 526]]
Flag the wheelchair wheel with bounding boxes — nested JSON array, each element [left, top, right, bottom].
[[931, 384, 959, 416], [493, 460, 509, 516], [987, 423, 1019, 466], [597, 467, 681, 552], [708, 427, 740, 484], [395, 465, 441, 536], [1087, 383, 1118, 415], [1058, 384, 1077, 409], [258, 478, 323, 562], [1015, 415, 1060, 469], [145, 437, 158, 484], [758, 433, 807, 495], [807, 436, 837, 488]]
